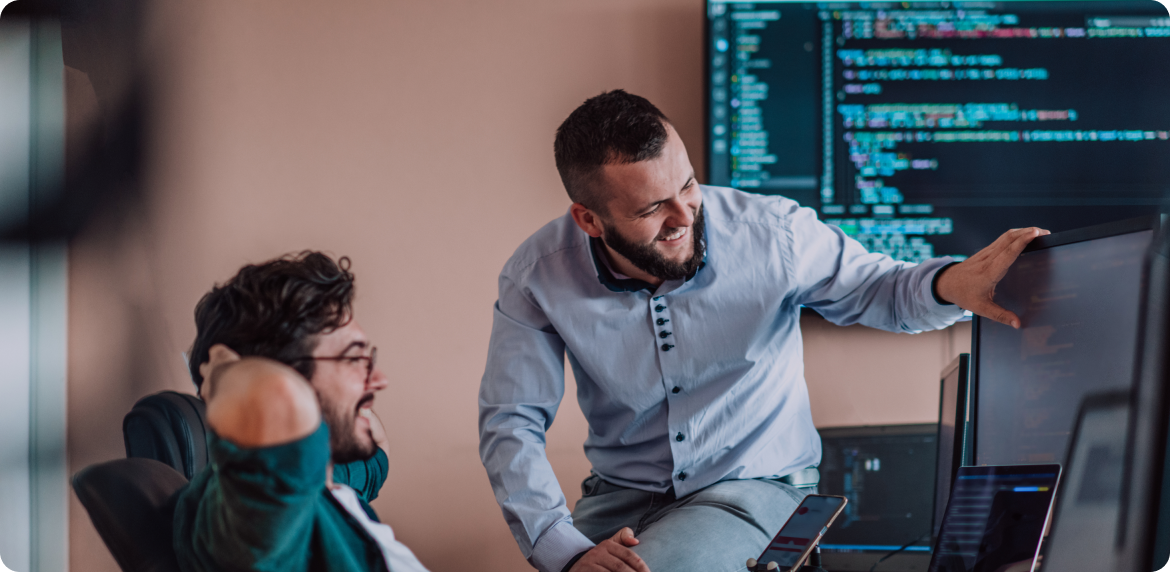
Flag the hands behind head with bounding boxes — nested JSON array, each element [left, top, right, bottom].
[[199, 346, 320, 447], [199, 344, 242, 398], [934, 227, 1050, 329], [570, 528, 650, 572]]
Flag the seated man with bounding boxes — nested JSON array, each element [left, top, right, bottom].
[[173, 251, 429, 572]]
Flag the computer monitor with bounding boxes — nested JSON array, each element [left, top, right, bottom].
[[1042, 391, 1130, 572], [817, 424, 937, 571], [1115, 224, 1170, 572], [970, 216, 1158, 467], [704, 1, 1168, 264], [933, 354, 970, 542]]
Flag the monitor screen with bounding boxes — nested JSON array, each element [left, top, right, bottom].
[[817, 424, 937, 560], [705, 0, 1168, 263], [973, 220, 1155, 466]]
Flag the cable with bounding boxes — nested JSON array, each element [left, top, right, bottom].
[[869, 532, 931, 572]]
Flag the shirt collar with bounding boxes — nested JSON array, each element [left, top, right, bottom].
[[588, 226, 708, 294]]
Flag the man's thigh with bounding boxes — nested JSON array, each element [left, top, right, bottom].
[[632, 479, 809, 572], [571, 475, 663, 543]]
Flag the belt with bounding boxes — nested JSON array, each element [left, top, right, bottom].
[[777, 467, 820, 489]]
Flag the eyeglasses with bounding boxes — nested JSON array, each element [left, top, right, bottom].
[[290, 346, 377, 384]]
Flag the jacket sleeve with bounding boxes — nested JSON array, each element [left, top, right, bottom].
[[478, 275, 596, 572], [333, 447, 389, 503], [188, 423, 331, 571]]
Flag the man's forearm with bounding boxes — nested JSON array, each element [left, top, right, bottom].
[[204, 358, 321, 448]]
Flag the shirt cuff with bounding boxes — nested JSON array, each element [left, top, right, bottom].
[[529, 518, 596, 572], [930, 261, 962, 306]]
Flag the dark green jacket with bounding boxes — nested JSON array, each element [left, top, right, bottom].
[[173, 423, 389, 572]]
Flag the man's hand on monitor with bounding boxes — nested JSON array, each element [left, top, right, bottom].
[[570, 527, 651, 572], [934, 227, 1050, 329]]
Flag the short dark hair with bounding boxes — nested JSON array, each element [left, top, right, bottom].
[[187, 251, 355, 392], [554, 90, 670, 212]]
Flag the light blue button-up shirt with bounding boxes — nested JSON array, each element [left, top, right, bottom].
[[478, 186, 965, 572]]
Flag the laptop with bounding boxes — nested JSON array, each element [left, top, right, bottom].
[[928, 464, 1061, 572]]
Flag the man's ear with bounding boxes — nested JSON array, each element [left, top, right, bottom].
[[570, 203, 605, 238]]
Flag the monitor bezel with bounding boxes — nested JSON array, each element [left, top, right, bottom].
[[969, 215, 1160, 467], [816, 422, 938, 440], [933, 353, 971, 543]]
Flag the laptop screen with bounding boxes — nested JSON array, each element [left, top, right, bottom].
[[929, 465, 1061, 572]]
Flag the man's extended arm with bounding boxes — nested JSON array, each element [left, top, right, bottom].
[[786, 203, 1044, 330], [787, 205, 966, 331]]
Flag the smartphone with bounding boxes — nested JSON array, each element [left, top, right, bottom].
[[756, 494, 848, 572]]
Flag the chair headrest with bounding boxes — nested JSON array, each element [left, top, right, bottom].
[[123, 391, 209, 480]]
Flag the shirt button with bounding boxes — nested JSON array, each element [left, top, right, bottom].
[[655, 304, 666, 313], [676, 432, 685, 442], [678, 472, 687, 481], [661, 344, 674, 351], [657, 318, 670, 326], [672, 386, 681, 394], [659, 331, 672, 339]]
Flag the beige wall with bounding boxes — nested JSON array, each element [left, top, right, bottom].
[[66, 1, 971, 571]]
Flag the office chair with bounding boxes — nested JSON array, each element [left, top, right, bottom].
[[72, 458, 186, 572], [123, 391, 210, 480], [72, 391, 206, 572]]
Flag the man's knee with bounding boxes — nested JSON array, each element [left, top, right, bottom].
[[629, 480, 809, 572]]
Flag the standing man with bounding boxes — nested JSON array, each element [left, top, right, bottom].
[[478, 90, 1043, 572]]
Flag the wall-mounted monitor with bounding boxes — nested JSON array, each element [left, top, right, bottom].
[[705, 0, 1169, 263]]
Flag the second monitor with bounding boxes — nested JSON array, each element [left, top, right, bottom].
[[818, 424, 938, 571], [971, 216, 1158, 467]]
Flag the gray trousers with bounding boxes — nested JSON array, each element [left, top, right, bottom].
[[571, 475, 813, 572]]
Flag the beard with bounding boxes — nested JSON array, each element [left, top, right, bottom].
[[322, 393, 377, 465], [601, 204, 706, 282]]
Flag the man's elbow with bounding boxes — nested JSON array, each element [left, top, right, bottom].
[[206, 360, 321, 448]]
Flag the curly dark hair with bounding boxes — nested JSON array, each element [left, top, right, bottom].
[[554, 89, 670, 213], [187, 251, 356, 392]]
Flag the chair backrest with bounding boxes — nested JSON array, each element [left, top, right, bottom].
[[123, 391, 210, 480], [72, 458, 187, 572]]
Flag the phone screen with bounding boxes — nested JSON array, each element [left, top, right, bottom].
[[757, 495, 848, 570]]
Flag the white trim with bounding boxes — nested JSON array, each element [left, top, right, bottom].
[[0, 16, 33, 572], [28, 18, 68, 572]]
